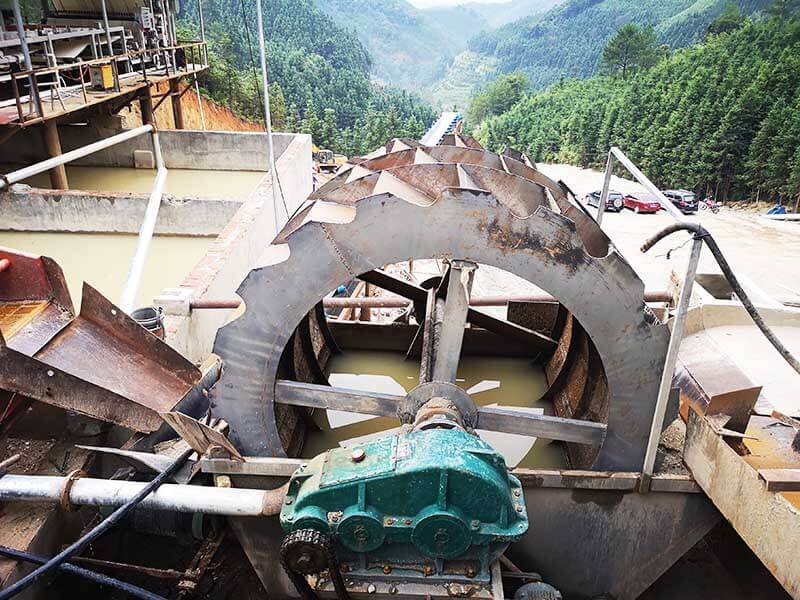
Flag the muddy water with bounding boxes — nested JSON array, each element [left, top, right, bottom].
[[3, 165, 265, 199], [0, 231, 209, 309], [303, 350, 565, 469]]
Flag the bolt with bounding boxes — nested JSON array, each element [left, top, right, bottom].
[[423, 565, 434, 576], [111, 309, 117, 316], [367, 584, 377, 594], [351, 448, 366, 463], [287, 515, 294, 521], [388, 585, 398, 595], [46, 370, 54, 377], [513, 489, 521, 497], [285, 498, 293, 505], [385, 517, 395, 525], [470, 520, 480, 530], [404, 518, 412, 525], [383, 565, 392, 574], [330, 513, 340, 523], [466, 567, 476, 578], [515, 505, 523, 513], [340, 564, 351, 573]]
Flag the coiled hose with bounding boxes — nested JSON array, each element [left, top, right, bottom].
[[0, 446, 193, 600], [641, 222, 800, 375]]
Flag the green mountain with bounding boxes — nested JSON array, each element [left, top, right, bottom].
[[477, 11, 800, 201], [178, 0, 435, 154], [468, 0, 774, 88], [316, 0, 488, 91], [458, 0, 566, 28]]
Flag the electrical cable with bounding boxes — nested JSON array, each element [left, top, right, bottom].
[[237, 0, 288, 217], [0, 546, 165, 600], [641, 222, 800, 376], [0, 446, 193, 600]]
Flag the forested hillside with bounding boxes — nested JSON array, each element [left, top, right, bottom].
[[178, 0, 435, 155], [468, 0, 773, 88], [476, 10, 800, 201], [458, 0, 565, 28]]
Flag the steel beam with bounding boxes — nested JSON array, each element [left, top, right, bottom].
[[274, 380, 606, 445]]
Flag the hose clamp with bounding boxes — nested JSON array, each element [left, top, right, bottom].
[[60, 469, 86, 512]]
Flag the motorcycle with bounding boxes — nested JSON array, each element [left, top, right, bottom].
[[699, 197, 720, 214]]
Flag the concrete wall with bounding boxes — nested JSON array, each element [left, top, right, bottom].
[[157, 133, 313, 362], [1, 124, 295, 171], [1, 186, 241, 236]]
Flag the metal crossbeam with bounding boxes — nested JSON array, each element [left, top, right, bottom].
[[275, 380, 606, 445]]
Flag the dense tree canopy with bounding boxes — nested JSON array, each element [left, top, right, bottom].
[[178, 0, 435, 155], [600, 25, 665, 79], [468, 73, 531, 124], [476, 11, 800, 202]]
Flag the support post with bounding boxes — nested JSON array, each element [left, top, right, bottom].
[[640, 235, 703, 490], [11, 0, 40, 119], [140, 89, 154, 125], [597, 151, 614, 226], [432, 260, 476, 384], [254, 0, 282, 234], [100, 0, 113, 58], [43, 121, 69, 190], [169, 79, 184, 129]]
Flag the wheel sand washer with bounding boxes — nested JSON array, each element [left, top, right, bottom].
[[0, 137, 725, 600]]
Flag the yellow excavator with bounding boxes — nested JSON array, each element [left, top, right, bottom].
[[313, 144, 347, 172]]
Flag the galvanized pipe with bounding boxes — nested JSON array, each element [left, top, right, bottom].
[[189, 290, 673, 311], [119, 132, 166, 313], [596, 151, 614, 226], [100, 0, 114, 58], [641, 235, 703, 483], [0, 125, 154, 192], [0, 475, 288, 517], [10, 0, 39, 118], [610, 147, 685, 222]]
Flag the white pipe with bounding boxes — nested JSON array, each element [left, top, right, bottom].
[[610, 146, 685, 221], [0, 125, 154, 191], [119, 132, 167, 313], [254, 0, 283, 235], [0, 474, 271, 517], [195, 79, 205, 130]]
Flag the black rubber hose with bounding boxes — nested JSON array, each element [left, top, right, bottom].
[[641, 222, 800, 376], [0, 446, 193, 600], [0, 546, 165, 600]]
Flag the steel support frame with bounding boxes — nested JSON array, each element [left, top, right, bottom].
[[596, 147, 703, 489]]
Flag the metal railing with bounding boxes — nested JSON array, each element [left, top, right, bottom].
[[0, 124, 167, 314], [7, 41, 207, 126], [595, 146, 701, 491]]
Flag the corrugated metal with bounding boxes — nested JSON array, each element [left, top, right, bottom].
[[51, 0, 149, 16]]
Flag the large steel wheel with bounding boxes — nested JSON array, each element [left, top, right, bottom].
[[210, 141, 669, 472]]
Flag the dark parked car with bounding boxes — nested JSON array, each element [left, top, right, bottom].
[[584, 190, 624, 212], [623, 192, 662, 214], [664, 189, 698, 214]]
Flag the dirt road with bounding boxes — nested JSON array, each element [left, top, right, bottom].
[[538, 163, 800, 303]]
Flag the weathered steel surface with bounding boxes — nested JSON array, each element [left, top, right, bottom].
[[211, 140, 669, 472], [684, 409, 800, 599], [509, 482, 719, 600], [0, 283, 201, 432], [675, 329, 762, 432]]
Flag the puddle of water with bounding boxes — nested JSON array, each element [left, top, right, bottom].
[[1, 164, 265, 199], [303, 350, 565, 469], [0, 231, 209, 309]]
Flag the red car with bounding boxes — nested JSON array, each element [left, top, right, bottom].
[[623, 192, 662, 214]]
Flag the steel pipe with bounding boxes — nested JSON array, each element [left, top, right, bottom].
[[0, 475, 288, 517], [189, 290, 672, 311], [0, 125, 154, 191]]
